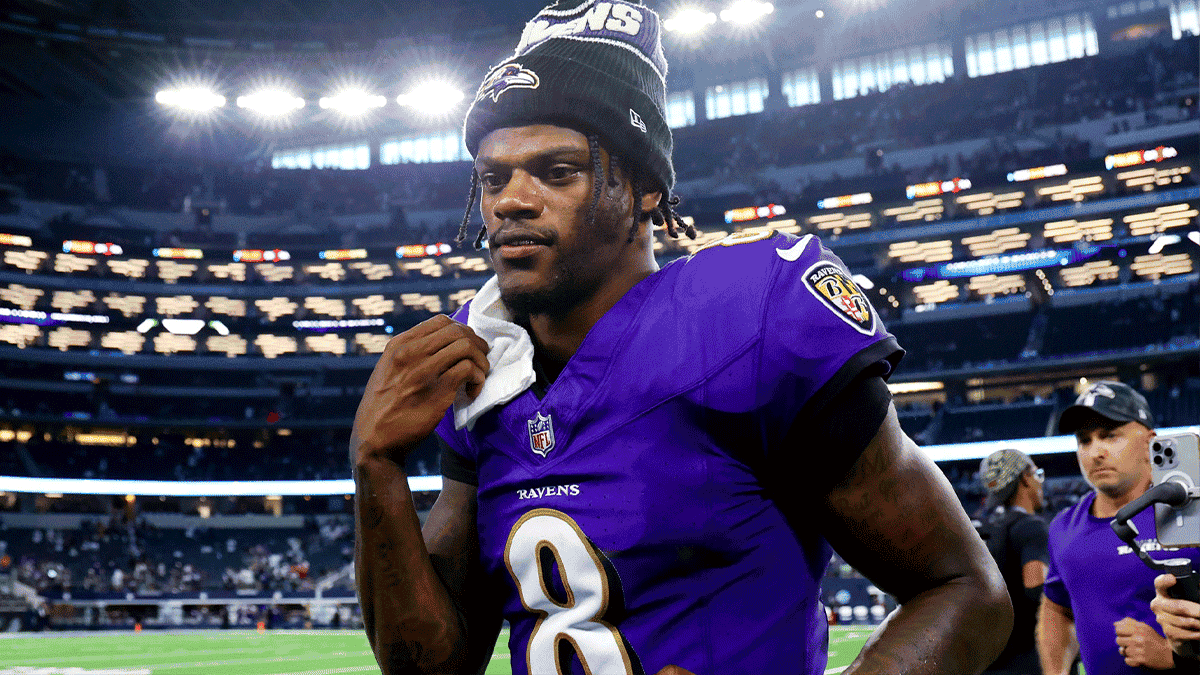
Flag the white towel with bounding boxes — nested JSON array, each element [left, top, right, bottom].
[[453, 275, 537, 430]]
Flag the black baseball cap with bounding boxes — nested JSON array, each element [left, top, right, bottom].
[[1058, 381, 1154, 434]]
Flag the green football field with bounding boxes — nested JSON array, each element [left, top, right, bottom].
[[0, 626, 873, 674]]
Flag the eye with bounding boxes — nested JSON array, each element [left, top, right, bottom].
[[479, 172, 505, 191], [546, 165, 581, 182]]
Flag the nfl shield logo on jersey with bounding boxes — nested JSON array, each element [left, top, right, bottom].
[[527, 412, 555, 458]]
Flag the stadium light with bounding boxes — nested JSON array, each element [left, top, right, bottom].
[[719, 0, 774, 25], [236, 89, 305, 116], [155, 87, 226, 111], [1189, 231, 1200, 246], [396, 82, 465, 116], [319, 89, 387, 116], [664, 7, 718, 33], [1148, 233, 1182, 255], [815, 8, 825, 18]]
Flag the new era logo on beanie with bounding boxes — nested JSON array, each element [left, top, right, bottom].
[[463, 0, 674, 194]]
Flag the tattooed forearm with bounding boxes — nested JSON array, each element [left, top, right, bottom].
[[354, 456, 468, 674]]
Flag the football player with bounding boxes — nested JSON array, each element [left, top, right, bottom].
[[353, 1, 1011, 673]]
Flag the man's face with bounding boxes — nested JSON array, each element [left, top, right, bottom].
[[1026, 463, 1045, 512], [1074, 414, 1155, 499], [475, 124, 637, 319]]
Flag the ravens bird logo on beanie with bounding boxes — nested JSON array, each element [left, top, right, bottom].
[[462, 0, 675, 195]]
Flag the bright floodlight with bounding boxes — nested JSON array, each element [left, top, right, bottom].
[[665, 7, 718, 33], [396, 82, 465, 116], [720, 0, 774, 24], [815, 9, 825, 18], [155, 87, 226, 111], [319, 89, 387, 116], [237, 89, 305, 116]]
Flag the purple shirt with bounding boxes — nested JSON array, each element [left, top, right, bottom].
[[1044, 490, 1200, 675], [438, 232, 901, 675]]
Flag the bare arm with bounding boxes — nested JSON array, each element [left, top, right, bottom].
[[819, 406, 1012, 675], [1036, 596, 1078, 675], [1023, 560, 1047, 589], [353, 315, 497, 674]]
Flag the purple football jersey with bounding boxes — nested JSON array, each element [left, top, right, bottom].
[[1044, 491, 1200, 675], [437, 232, 902, 674]]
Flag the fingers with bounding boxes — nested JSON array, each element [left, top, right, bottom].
[[438, 358, 487, 401], [1114, 617, 1137, 636], [430, 330, 491, 378], [1155, 573, 1178, 594]]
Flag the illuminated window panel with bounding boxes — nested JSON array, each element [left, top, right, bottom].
[[400, 260, 444, 278], [47, 326, 92, 351], [156, 295, 200, 316], [305, 333, 347, 355], [207, 262, 247, 282], [1035, 176, 1104, 202], [887, 240, 954, 263], [153, 332, 197, 355], [100, 331, 145, 355], [156, 260, 198, 283], [304, 263, 347, 281], [955, 191, 1025, 215], [882, 199, 944, 223], [102, 294, 146, 318], [206, 334, 248, 357], [355, 333, 391, 354], [349, 261, 394, 280], [1117, 165, 1192, 192], [1043, 218, 1114, 243], [107, 258, 149, 278], [449, 289, 477, 310], [51, 289, 97, 312], [352, 295, 395, 317], [967, 274, 1025, 297], [400, 293, 443, 313], [1131, 253, 1193, 280], [1059, 260, 1119, 287], [255, 334, 297, 358], [205, 296, 246, 318], [54, 254, 98, 274], [255, 297, 299, 321], [304, 296, 347, 318], [0, 324, 40, 348], [912, 280, 960, 304], [3, 250, 47, 273], [442, 256, 491, 273], [806, 212, 873, 234], [961, 228, 1031, 257], [256, 264, 295, 282], [1123, 204, 1198, 236], [1, 284, 43, 310]]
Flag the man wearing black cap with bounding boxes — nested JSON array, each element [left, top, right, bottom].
[[351, 1, 1010, 674], [979, 448, 1048, 675], [1038, 381, 1200, 675]]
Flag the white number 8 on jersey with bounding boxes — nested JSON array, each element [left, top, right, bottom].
[[504, 508, 642, 675]]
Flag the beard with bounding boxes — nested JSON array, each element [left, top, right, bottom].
[[499, 260, 593, 322]]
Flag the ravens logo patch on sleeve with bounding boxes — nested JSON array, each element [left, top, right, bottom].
[[802, 262, 875, 335]]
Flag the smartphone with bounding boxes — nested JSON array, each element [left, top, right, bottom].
[[1152, 432, 1200, 548]]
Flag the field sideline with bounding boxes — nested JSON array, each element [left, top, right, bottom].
[[0, 626, 873, 674]]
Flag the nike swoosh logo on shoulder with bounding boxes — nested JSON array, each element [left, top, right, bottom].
[[776, 235, 813, 262]]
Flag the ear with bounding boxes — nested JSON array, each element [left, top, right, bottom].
[[640, 190, 662, 221]]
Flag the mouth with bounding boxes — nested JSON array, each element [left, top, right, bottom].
[[492, 231, 553, 260]]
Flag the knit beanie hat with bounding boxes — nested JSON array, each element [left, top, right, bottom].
[[462, 0, 674, 193]]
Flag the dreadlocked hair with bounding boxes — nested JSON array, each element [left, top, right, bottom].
[[659, 194, 695, 240], [586, 134, 604, 229], [456, 170, 485, 250]]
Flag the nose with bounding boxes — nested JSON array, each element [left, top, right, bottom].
[[492, 170, 541, 223]]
